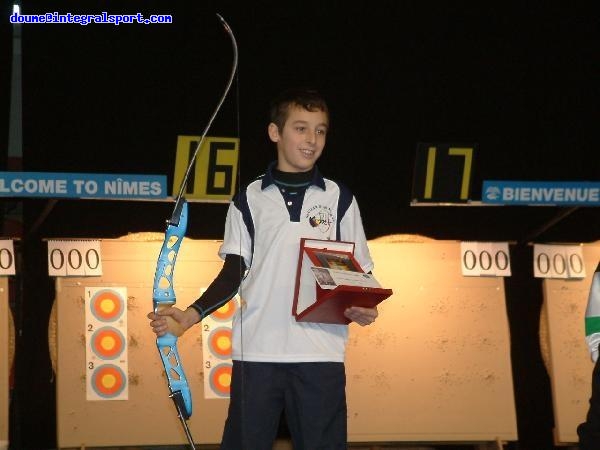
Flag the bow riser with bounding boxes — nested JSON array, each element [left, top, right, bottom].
[[152, 200, 193, 418], [153, 199, 188, 306], [157, 334, 193, 419]]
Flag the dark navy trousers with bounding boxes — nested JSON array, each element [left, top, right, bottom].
[[220, 360, 347, 450], [578, 345, 600, 449]]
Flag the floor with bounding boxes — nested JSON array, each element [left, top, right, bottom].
[[55, 441, 519, 450]]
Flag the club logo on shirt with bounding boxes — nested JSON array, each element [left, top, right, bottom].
[[306, 205, 334, 233]]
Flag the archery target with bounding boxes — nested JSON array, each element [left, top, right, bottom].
[[90, 289, 125, 322], [202, 296, 238, 399], [91, 327, 126, 360], [209, 363, 232, 397], [207, 327, 232, 359], [85, 287, 128, 401], [90, 364, 126, 398], [210, 299, 237, 322]]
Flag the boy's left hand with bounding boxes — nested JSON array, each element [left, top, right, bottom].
[[344, 306, 378, 326]]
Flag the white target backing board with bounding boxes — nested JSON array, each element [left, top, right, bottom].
[[85, 287, 128, 400], [55, 236, 229, 448], [542, 241, 600, 444], [345, 240, 517, 442]]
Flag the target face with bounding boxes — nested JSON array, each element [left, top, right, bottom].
[[209, 363, 232, 397], [90, 289, 125, 322], [91, 364, 126, 398], [211, 299, 237, 322], [207, 327, 232, 359], [202, 293, 238, 398], [90, 326, 125, 360], [86, 286, 128, 401]]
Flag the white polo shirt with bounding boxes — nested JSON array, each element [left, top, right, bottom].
[[219, 164, 374, 363]]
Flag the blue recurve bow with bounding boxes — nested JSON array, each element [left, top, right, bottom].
[[152, 13, 238, 449]]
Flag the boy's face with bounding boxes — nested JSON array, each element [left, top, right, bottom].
[[268, 106, 328, 173]]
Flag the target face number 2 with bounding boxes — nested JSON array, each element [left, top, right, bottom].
[[85, 287, 128, 401]]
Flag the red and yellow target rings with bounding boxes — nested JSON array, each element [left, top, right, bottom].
[[210, 299, 237, 322], [91, 364, 126, 398], [91, 326, 125, 360], [90, 289, 124, 322], [209, 363, 232, 397], [207, 327, 232, 359]]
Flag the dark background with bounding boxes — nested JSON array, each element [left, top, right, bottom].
[[2, 1, 599, 449]]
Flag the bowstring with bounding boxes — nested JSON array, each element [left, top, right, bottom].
[[232, 43, 246, 450], [169, 14, 239, 447], [209, 14, 244, 448], [171, 14, 238, 219]]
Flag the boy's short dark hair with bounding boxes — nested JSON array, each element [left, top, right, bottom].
[[269, 88, 329, 131]]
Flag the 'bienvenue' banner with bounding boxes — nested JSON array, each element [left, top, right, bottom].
[[482, 181, 600, 206]]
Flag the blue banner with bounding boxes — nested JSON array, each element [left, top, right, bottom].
[[482, 181, 600, 206], [0, 172, 167, 199]]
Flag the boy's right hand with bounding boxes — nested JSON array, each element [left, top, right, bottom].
[[147, 305, 200, 337]]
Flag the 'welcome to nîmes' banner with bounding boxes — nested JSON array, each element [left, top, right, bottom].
[[0, 172, 167, 200]]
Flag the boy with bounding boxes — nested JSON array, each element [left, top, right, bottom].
[[149, 87, 379, 449], [578, 263, 600, 448]]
